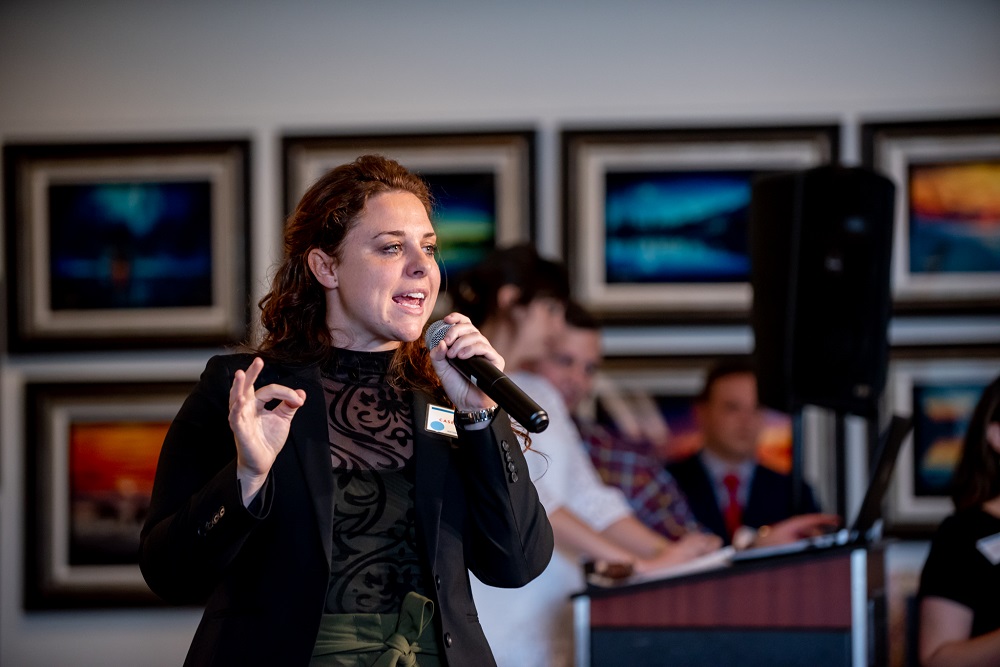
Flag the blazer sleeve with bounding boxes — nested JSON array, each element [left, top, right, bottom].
[[139, 354, 271, 604], [454, 411, 554, 589]]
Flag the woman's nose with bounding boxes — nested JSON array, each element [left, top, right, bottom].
[[406, 247, 433, 275]]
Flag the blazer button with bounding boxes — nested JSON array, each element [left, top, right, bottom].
[[500, 440, 509, 451], [510, 472, 518, 483], [435, 575, 442, 589], [444, 632, 453, 647], [507, 462, 517, 473]]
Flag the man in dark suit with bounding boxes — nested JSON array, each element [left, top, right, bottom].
[[666, 359, 820, 546]]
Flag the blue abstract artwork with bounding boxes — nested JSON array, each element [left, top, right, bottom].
[[47, 181, 213, 310], [603, 170, 757, 284], [423, 172, 497, 280]]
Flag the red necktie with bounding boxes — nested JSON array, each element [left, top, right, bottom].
[[723, 473, 742, 540]]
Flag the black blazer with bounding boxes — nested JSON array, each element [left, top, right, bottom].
[[140, 354, 553, 667], [666, 452, 819, 545]]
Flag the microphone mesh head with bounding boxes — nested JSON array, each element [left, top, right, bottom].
[[424, 320, 452, 349]]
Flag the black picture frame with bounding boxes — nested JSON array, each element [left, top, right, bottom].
[[3, 140, 251, 352], [23, 380, 195, 609], [861, 117, 1000, 314], [561, 124, 839, 323], [884, 354, 1000, 534]]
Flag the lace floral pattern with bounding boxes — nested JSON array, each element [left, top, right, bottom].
[[320, 349, 428, 613], [321, 350, 413, 471]]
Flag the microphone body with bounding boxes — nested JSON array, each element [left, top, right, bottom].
[[425, 320, 550, 433]]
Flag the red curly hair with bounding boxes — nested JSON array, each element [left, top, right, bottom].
[[255, 154, 447, 404]]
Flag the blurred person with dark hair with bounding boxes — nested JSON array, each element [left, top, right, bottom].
[[918, 374, 1000, 667]]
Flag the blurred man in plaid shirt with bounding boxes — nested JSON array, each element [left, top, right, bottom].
[[531, 301, 706, 541]]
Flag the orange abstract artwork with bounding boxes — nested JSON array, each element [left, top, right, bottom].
[[68, 421, 168, 565]]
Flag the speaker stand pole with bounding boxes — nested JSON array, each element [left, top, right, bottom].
[[835, 409, 848, 518], [791, 408, 804, 514], [867, 412, 880, 472]]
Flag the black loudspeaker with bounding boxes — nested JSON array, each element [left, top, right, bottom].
[[750, 165, 895, 417]]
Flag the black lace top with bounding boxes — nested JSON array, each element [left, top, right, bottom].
[[320, 348, 430, 614]]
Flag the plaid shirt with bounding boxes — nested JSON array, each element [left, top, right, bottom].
[[575, 416, 705, 541]]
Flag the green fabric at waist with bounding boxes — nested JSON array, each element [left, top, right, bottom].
[[311, 591, 442, 667]]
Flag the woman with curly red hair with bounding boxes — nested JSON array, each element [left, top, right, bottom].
[[141, 155, 553, 667]]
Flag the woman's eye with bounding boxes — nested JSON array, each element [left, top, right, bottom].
[[383, 243, 403, 254], [424, 244, 438, 256]]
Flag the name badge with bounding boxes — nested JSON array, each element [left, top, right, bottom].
[[426, 404, 458, 438], [976, 531, 1000, 565]]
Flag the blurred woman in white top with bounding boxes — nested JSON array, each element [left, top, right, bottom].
[[449, 244, 720, 667]]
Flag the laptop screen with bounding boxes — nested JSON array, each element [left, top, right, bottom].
[[848, 414, 913, 540]]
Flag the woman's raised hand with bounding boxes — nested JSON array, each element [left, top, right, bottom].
[[427, 312, 503, 413], [228, 357, 306, 502]]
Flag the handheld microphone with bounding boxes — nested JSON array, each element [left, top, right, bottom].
[[425, 320, 550, 433]]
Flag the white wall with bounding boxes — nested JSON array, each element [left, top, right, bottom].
[[2, 1, 999, 664]]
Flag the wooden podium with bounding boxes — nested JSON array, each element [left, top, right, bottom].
[[573, 544, 886, 667]]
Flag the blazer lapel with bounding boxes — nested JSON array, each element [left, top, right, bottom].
[[412, 392, 451, 571], [277, 363, 335, 567]]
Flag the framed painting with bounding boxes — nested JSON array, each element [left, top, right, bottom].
[[24, 381, 194, 608], [885, 355, 1000, 533], [561, 125, 839, 322], [862, 117, 1000, 313], [282, 130, 535, 282], [3, 140, 251, 351]]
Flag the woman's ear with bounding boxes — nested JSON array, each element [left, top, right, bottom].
[[986, 422, 1000, 455], [307, 248, 338, 288]]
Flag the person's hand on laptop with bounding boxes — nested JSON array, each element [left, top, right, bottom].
[[753, 513, 843, 548]]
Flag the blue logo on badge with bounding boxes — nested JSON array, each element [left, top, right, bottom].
[[425, 404, 457, 438]]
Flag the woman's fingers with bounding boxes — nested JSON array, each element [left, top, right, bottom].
[[434, 313, 505, 371], [254, 385, 307, 417], [229, 357, 264, 411], [228, 358, 306, 431], [243, 356, 264, 385]]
